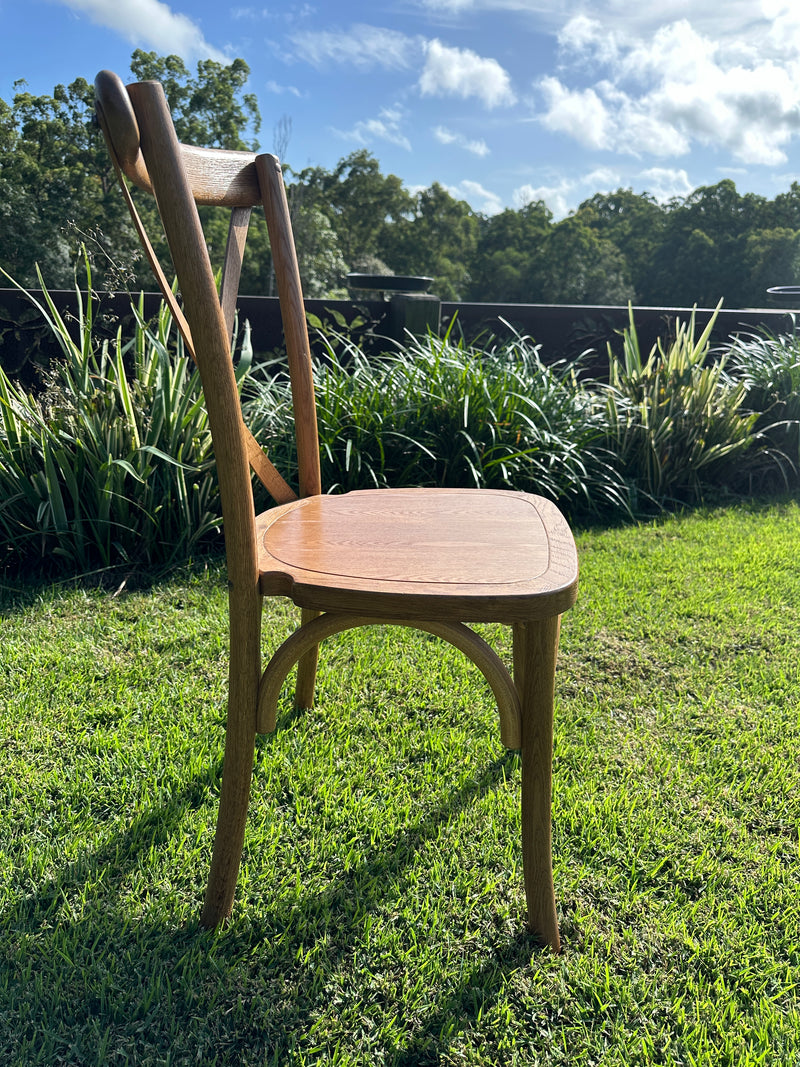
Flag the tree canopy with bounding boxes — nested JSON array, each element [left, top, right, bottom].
[[2, 54, 800, 308]]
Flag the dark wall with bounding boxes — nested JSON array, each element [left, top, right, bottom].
[[441, 302, 799, 380], [2, 288, 797, 389]]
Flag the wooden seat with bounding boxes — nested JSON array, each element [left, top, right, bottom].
[[95, 70, 578, 952]]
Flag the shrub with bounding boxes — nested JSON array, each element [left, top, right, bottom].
[[0, 264, 245, 574], [244, 325, 628, 516], [603, 305, 761, 505], [723, 328, 800, 489]]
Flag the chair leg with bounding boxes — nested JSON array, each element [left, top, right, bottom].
[[200, 595, 261, 929], [294, 607, 320, 709], [513, 616, 561, 952]]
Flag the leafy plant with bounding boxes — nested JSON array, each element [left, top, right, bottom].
[[0, 260, 248, 574], [723, 326, 800, 488], [245, 324, 627, 516], [603, 304, 761, 505]]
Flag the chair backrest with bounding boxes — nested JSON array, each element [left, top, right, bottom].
[[94, 71, 322, 524]]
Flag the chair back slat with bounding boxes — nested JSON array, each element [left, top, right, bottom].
[[95, 70, 302, 506], [95, 71, 262, 207], [220, 207, 252, 343], [256, 153, 321, 498]]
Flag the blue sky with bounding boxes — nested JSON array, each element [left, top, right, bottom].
[[3, 0, 800, 218]]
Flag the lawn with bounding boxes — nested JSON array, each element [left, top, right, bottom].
[[1, 502, 798, 1065]]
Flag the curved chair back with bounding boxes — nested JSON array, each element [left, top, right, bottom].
[[94, 71, 322, 509]]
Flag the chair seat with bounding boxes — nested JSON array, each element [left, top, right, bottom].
[[256, 488, 578, 622]]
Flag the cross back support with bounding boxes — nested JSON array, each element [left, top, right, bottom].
[[94, 70, 321, 504]]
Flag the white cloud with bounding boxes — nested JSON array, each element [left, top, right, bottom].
[[56, 0, 227, 62], [420, 40, 516, 108], [433, 125, 490, 156], [536, 13, 800, 166], [637, 167, 694, 202], [513, 166, 622, 218], [334, 107, 412, 151], [233, 4, 315, 21], [557, 14, 620, 66], [513, 179, 571, 219], [418, 1, 778, 41], [584, 166, 623, 189], [290, 24, 420, 71], [447, 179, 504, 214], [266, 80, 304, 98], [290, 26, 515, 111], [537, 77, 612, 150]]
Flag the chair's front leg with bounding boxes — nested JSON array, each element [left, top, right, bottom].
[[200, 589, 261, 928], [513, 616, 561, 952]]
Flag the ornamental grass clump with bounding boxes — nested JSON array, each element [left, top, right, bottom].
[[0, 263, 245, 574], [724, 327, 800, 489], [604, 304, 761, 505], [245, 325, 627, 516]]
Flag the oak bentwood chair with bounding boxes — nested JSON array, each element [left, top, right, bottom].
[[94, 70, 578, 952]]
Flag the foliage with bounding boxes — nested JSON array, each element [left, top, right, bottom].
[[245, 324, 626, 515], [724, 327, 800, 486], [3, 253, 799, 579], [1, 503, 799, 1063], [604, 304, 761, 504], [291, 150, 412, 271], [0, 261, 247, 574], [0, 52, 262, 292], [0, 76, 111, 288], [537, 213, 634, 305], [6, 49, 800, 307], [468, 202, 553, 302], [577, 190, 666, 303], [379, 182, 479, 300], [289, 205, 349, 298], [129, 50, 260, 152]]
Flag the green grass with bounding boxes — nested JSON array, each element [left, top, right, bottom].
[[1, 503, 799, 1065]]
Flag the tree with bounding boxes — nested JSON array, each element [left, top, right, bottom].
[[644, 180, 770, 306], [0, 54, 262, 291], [0, 77, 121, 287], [290, 150, 412, 279], [768, 182, 800, 231], [744, 227, 800, 300], [289, 204, 348, 297], [468, 202, 553, 302], [381, 183, 478, 300], [577, 190, 665, 303], [534, 215, 634, 305], [129, 50, 260, 151]]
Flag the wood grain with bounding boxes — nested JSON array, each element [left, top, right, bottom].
[[256, 489, 578, 621]]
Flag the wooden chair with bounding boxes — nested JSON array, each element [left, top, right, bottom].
[[94, 70, 578, 952]]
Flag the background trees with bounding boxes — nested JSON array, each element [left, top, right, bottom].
[[2, 52, 800, 307]]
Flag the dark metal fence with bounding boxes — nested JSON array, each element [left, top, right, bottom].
[[2, 287, 796, 389]]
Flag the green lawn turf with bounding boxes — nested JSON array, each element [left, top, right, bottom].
[[1, 502, 798, 1065]]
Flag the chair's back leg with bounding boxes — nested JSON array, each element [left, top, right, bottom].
[[256, 153, 323, 708], [513, 616, 562, 952], [294, 607, 321, 709]]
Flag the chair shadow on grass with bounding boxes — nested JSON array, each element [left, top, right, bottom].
[[3, 726, 556, 1063]]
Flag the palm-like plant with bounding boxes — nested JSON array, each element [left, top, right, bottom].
[[0, 259, 242, 572], [604, 304, 760, 504]]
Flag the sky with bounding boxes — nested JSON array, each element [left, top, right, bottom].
[[3, 0, 800, 219]]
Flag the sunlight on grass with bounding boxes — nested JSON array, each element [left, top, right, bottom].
[[1, 503, 799, 1064]]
